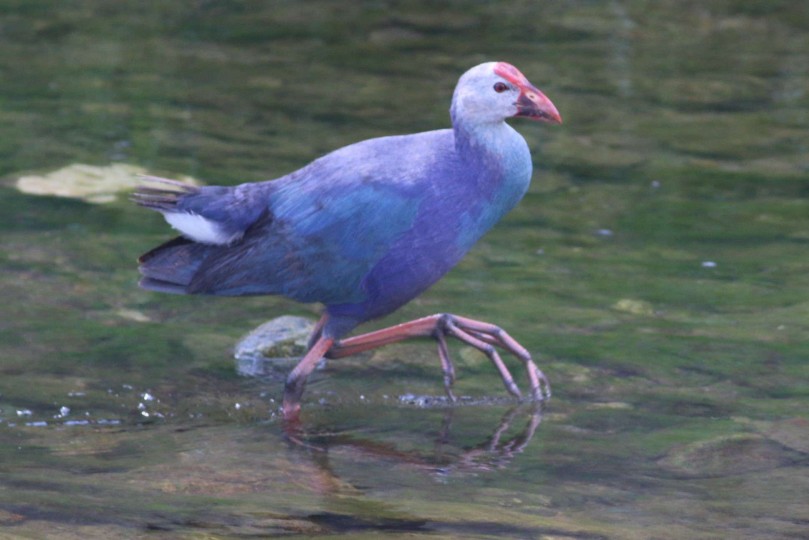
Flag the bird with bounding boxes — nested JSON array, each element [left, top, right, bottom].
[[133, 61, 562, 420]]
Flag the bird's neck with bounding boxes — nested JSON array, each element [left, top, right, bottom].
[[452, 112, 517, 162], [449, 114, 534, 252], [451, 113, 531, 182]]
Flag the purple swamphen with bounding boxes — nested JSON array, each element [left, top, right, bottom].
[[133, 62, 562, 419]]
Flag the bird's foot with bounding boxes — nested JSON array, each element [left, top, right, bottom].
[[435, 314, 551, 402], [324, 313, 551, 403]]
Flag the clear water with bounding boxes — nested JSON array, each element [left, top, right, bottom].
[[1, 2, 808, 538]]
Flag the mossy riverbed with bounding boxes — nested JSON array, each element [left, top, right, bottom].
[[1, 2, 808, 538]]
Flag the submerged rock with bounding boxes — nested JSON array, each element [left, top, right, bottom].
[[234, 315, 316, 376], [15, 163, 197, 204], [657, 433, 797, 477]]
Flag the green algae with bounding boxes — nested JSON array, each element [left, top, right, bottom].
[[15, 163, 147, 204]]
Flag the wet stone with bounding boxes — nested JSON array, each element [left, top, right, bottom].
[[234, 315, 316, 376]]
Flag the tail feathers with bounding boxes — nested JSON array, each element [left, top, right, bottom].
[[133, 175, 256, 245], [138, 277, 192, 295], [138, 236, 212, 294], [131, 175, 198, 212]]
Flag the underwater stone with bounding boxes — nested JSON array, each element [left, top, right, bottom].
[[657, 433, 796, 477], [234, 315, 316, 376]]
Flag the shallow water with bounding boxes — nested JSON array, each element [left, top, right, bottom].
[[2, 2, 808, 538]]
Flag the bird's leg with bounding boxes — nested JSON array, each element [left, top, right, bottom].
[[306, 313, 330, 351], [325, 315, 443, 356], [283, 334, 334, 422], [323, 315, 461, 400], [325, 313, 550, 401], [435, 330, 456, 401]]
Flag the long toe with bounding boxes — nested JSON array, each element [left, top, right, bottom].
[[504, 378, 522, 399], [532, 365, 551, 400]]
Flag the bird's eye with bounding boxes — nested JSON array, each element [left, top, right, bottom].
[[493, 82, 509, 93]]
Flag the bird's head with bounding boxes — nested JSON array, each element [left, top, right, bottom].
[[451, 62, 562, 126]]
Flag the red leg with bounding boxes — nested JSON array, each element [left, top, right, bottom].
[[283, 334, 334, 422], [325, 314, 443, 357], [326, 313, 550, 401], [306, 313, 329, 351]]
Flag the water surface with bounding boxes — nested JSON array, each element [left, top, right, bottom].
[[1, 2, 808, 538]]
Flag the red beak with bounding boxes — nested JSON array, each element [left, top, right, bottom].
[[515, 84, 562, 124]]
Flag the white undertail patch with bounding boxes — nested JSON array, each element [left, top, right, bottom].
[[164, 212, 241, 245]]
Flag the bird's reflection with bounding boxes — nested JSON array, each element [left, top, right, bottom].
[[435, 404, 543, 475], [281, 402, 544, 487]]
